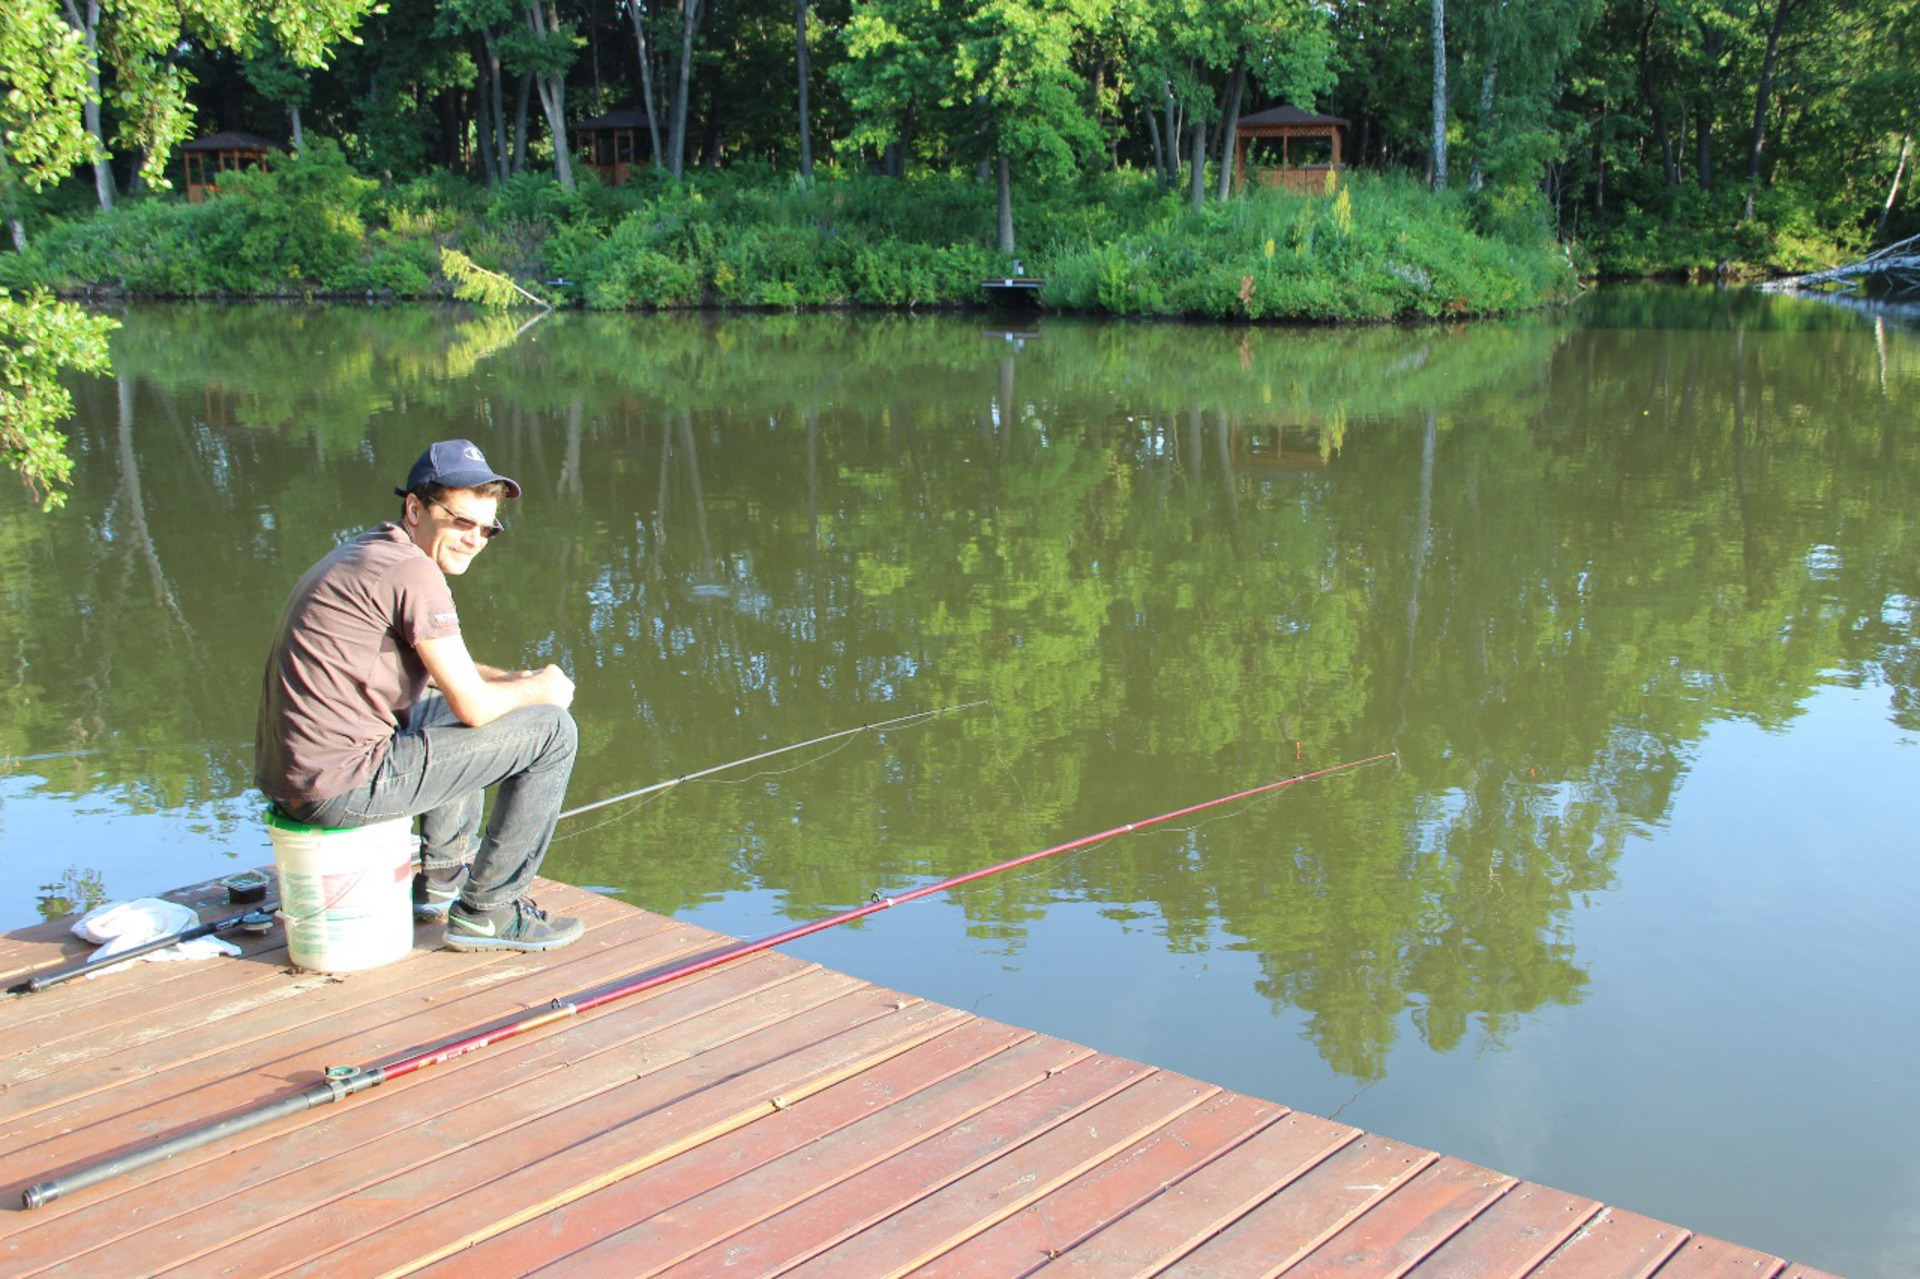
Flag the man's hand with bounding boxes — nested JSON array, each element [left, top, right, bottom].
[[512, 664, 575, 709], [419, 636, 575, 725]]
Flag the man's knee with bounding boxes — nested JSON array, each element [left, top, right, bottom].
[[534, 703, 578, 764]]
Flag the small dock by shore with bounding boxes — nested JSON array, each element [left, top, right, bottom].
[[1, 872, 1834, 1277]]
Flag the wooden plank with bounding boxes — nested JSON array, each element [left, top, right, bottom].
[[1, 918, 781, 1267], [0, 886, 667, 1174], [1047, 1114, 1372, 1276], [645, 1051, 1156, 1277], [0, 875, 1846, 1279], [1278, 1157, 1514, 1279], [1648, 1235, 1787, 1278], [913, 1091, 1287, 1279], [14, 953, 839, 1278], [261, 993, 970, 1279], [0, 877, 264, 1006], [787, 1070, 1223, 1277], [0, 882, 631, 1128], [1398, 1181, 1600, 1278], [2, 891, 578, 1087], [1, 921, 291, 1044], [1529, 1207, 1692, 1279], [409, 1017, 1044, 1275], [521, 1033, 1098, 1277]]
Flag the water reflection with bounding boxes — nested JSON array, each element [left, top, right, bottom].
[[3, 296, 1917, 1102]]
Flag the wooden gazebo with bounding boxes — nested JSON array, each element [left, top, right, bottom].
[[1233, 106, 1348, 196], [181, 131, 280, 203], [573, 109, 653, 186]]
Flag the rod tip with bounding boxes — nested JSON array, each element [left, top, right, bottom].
[[23, 1181, 57, 1209]]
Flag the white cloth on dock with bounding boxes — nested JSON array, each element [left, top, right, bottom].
[[72, 897, 241, 970]]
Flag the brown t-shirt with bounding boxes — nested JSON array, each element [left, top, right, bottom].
[[254, 524, 462, 804]]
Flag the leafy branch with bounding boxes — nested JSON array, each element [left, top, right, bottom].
[[439, 246, 553, 310]]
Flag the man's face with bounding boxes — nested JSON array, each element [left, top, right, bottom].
[[405, 490, 502, 576]]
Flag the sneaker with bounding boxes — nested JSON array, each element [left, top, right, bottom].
[[444, 897, 585, 952], [412, 863, 471, 922]]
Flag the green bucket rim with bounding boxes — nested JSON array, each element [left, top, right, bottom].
[[263, 805, 412, 836]]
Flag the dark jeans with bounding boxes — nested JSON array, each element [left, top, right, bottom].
[[279, 696, 577, 912]]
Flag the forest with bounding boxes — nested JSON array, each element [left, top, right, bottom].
[[2, 0, 1911, 265], [1, 0, 1916, 505]]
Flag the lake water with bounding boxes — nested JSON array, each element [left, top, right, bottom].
[[2, 291, 1916, 1275]]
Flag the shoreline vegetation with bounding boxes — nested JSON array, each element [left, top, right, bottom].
[[5, 149, 1582, 322], [6, 0, 1911, 507]]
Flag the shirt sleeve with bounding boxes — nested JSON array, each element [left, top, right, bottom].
[[390, 555, 461, 645]]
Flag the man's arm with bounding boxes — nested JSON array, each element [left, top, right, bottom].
[[416, 633, 575, 727]]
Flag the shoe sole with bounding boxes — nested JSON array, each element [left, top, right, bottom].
[[443, 924, 585, 953], [413, 901, 456, 922]]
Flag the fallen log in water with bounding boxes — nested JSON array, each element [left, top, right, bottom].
[[1756, 232, 1920, 294]]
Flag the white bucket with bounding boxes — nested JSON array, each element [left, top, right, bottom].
[[265, 808, 417, 973]]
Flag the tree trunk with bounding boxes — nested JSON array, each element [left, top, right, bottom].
[[1215, 60, 1245, 201], [290, 104, 305, 152], [1145, 101, 1165, 180], [669, 0, 707, 177], [63, 0, 115, 210], [1744, 0, 1795, 218], [795, 0, 813, 177], [525, 5, 575, 189], [1879, 131, 1912, 241], [1430, 0, 1448, 190], [475, 81, 499, 183], [1469, 0, 1502, 192], [1694, 24, 1719, 190], [1189, 121, 1206, 212], [513, 74, 532, 173], [1593, 122, 1605, 216], [1163, 81, 1180, 185], [478, 28, 510, 178], [996, 152, 1014, 253], [1469, 57, 1495, 191], [625, 0, 665, 167]]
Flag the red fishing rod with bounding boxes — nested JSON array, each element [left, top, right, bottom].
[[22, 750, 1392, 1209]]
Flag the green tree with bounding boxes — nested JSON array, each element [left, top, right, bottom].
[[0, 0, 377, 506]]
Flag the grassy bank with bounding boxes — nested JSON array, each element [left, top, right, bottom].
[[0, 142, 1579, 320]]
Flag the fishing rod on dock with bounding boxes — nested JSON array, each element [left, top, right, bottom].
[[5, 703, 984, 1000], [20, 750, 1392, 1209], [4, 902, 279, 998]]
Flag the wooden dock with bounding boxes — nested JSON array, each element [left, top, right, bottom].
[[1, 873, 1834, 1278]]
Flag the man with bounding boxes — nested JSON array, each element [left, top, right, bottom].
[[255, 439, 583, 952]]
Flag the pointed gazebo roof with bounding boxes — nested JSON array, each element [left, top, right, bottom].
[[180, 131, 282, 153]]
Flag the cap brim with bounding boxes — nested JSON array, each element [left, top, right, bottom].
[[427, 469, 522, 500]]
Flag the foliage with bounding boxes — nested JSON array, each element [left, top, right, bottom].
[[0, 291, 116, 508], [195, 139, 376, 288], [1044, 174, 1576, 318], [440, 245, 551, 307], [12, 165, 1571, 320]]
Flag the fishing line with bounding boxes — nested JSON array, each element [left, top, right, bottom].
[[21, 751, 1393, 1209], [551, 728, 873, 845]]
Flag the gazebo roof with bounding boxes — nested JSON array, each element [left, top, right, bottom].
[[181, 131, 282, 153], [1236, 105, 1349, 131], [574, 109, 653, 132]]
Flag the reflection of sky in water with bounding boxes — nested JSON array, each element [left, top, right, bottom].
[[680, 680, 1919, 1278], [0, 774, 269, 920]]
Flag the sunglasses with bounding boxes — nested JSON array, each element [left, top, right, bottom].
[[423, 497, 506, 540]]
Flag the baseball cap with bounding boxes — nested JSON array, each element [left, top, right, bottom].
[[394, 439, 521, 500]]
